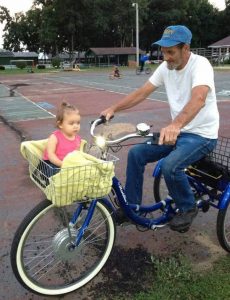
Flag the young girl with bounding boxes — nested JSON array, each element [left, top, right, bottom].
[[43, 101, 81, 169]]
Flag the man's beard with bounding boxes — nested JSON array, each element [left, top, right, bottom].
[[166, 62, 179, 70]]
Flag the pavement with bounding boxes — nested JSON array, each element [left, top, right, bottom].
[[0, 68, 229, 299]]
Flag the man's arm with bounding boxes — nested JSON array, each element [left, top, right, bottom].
[[159, 85, 209, 145], [101, 81, 157, 120]]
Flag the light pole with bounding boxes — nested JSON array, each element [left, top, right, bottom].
[[132, 3, 139, 67]]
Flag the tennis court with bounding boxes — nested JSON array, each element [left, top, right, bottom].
[[0, 68, 230, 299]]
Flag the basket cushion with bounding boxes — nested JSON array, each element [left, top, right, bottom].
[[45, 150, 115, 206], [21, 139, 114, 206]]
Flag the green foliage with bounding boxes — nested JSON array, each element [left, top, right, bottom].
[[22, 9, 41, 52], [16, 61, 27, 69], [1, 0, 229, 52], [0, 65, 5, 70], [123, 254, 230, 300], [0, 67, 59, 75], [151, 254, 193, 283], [37, 64, 46, 69], [51, 57, 61, 68]]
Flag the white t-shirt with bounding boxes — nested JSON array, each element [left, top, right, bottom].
[[149, 53, 219, 139]]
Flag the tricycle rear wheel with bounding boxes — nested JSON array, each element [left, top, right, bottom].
[[217, 200, 230, 252]]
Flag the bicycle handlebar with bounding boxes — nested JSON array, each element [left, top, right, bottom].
[[90, 117, 160, 146]]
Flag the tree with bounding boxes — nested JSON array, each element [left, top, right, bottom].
[[2, 12, 24, 51], [143, 0, 190, 50], [222, 0, 230, 36], [1, 0, 229, 53], [0, 5, 40, 51], [143, 0, 223, 50], [38, 5, 59, 54], [0, 6, 13, 49], [21, 9, 41, 52], [185, 0, 220, 47]]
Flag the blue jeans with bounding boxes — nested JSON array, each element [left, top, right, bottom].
[[125, 132, 217, 212]]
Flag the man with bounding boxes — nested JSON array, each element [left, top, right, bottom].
[[140, 52, 150, 72], [101, 25, 219, 232]]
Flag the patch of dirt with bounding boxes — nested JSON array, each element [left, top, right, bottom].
[[192, 232, 225, 271], [90, 245, 155, 300]]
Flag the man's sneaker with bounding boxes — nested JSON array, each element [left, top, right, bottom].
[[169, 207, 198, 232]]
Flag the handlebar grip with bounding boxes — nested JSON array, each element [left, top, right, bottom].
[[91, 115, 114, 126], [97, 115, 107, 125], [90, 116, 106, 126]]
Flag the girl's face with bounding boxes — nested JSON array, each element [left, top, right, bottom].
[[58, 111, 81, 138]]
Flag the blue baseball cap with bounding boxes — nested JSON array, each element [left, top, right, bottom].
[[153, 25, 192, 47]]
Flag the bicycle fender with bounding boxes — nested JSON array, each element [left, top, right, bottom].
[[218, 184, 230, 210], [152, 159, 164, 177]]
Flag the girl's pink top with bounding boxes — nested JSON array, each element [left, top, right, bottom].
[[43, 130, 81, 161]]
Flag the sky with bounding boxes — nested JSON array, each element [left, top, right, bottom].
[[0, 0, 227, 48]]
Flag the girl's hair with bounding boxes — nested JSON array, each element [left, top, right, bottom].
[[56, 102, 79, 125]]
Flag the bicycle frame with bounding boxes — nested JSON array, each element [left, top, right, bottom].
[[72, 156, 230, 248], [153, 159, 230, 211], [72, 118, 230, 247], [71, 174, 176, 248], [111, 176, 175, 228]]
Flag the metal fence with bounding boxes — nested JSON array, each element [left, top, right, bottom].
[[191, 48, 230, 65]]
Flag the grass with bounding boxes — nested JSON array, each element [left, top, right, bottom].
[[125, 254, 230, 300], [213, 65, 230, 71], [0, 66, 110, 75], [0, 67, 60, 75], [0, 63, 229, 76], [0, 65, 159, 76]]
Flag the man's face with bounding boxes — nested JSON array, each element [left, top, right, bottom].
[[161, 45, 188, 70]]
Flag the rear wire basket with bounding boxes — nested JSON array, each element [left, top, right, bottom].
[[208, 136, 230, 171], [188, 136, 230, 190], [24, 146, 119, 207]]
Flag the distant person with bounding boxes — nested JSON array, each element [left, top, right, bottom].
[[75, 64, 81, 71], [109, 65, 121, 79], [140, 52, 150, 71]]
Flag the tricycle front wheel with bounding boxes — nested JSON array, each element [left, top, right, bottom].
[[11, 199, 116, 296]]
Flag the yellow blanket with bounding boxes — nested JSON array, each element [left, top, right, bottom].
[[21, 139, 115, 206]]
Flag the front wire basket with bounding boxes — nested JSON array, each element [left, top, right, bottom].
[[24, 146, 119, 207]]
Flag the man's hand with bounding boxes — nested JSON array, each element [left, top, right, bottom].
[[100, 107, 115, 121], [159, 124, 180, 145]]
